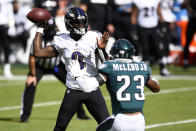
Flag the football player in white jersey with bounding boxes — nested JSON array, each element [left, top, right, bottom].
[[0, 0, 14, 78], [33, 7, 110, 131], [159, 0, 176, 65], [131, 0, 170, 76]]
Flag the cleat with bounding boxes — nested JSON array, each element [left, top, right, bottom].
[[160, 68, 170, 76]]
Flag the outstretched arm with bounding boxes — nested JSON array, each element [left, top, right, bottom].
[[33, 25, 56, 58]]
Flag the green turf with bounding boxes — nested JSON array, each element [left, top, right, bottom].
[[0, 78, 196, 131], [1, 63, 196, 75]]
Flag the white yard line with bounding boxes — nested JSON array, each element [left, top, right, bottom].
[[1, 75, 196, 81], [0, 101, 61, 111], [0, 75, 57, 81], [103, 86, 196, 101], [0, 85, 196, 129], [145, 86, 196, 96], [0, 86, 195, 111], [146, 119, 196, 129], [0, 82, 24, 87]]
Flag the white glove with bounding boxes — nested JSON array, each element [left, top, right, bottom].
[[69, 60, 99, 93], [133, 56, 141, 62], [69, 60, 86, 78], [76, 76, 99, 93]]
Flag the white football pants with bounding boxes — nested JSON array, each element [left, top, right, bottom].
[[108, 113, 145, 131]]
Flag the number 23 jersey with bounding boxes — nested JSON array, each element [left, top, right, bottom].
[[98, 59, 151, 115], [52, 31, 101, 90]]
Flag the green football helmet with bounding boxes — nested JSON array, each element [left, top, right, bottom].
[[110, 39, 135, 59]]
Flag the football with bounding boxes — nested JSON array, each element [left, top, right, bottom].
[[26, 8, 51, 23]]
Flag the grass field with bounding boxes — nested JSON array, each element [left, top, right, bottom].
[[0, 64, 196, 131]]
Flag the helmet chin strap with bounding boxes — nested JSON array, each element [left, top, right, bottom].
[[73, 27, 86, 35]]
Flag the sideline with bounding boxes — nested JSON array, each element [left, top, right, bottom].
[[0, 75, 57, 81], [1, 75, 196, 81]]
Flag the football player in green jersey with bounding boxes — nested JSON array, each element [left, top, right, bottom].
[[94, 39, 160, 131]]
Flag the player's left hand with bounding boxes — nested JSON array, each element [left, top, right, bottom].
[[97, 31, 109, 49]]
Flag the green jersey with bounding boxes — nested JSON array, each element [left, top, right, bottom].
[[98, 59, 151, 115]]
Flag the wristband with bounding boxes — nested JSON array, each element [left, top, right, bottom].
[[36, 27, 44, 33]]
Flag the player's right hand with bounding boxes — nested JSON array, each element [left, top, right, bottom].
[[36, 20, 48, 28]]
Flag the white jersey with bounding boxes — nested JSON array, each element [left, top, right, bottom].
[[0, 0, 14, 25], [52, 31, 101, 90], [114, 0, 132, 6], [160, 0, 176, 23], [133, 0, 161, 28], [13, 6, 33, 35]]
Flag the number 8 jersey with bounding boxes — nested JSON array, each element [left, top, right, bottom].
[[98, 59, 151, 115], [133, 0, 161, 28]]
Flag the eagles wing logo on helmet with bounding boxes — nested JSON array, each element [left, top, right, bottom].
[[64, 7, 88, 35], [110, 39, 135, 59]]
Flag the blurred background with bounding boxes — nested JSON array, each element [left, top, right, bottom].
[[0, 0, 196, 131], [0, 0, 196, 78]]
